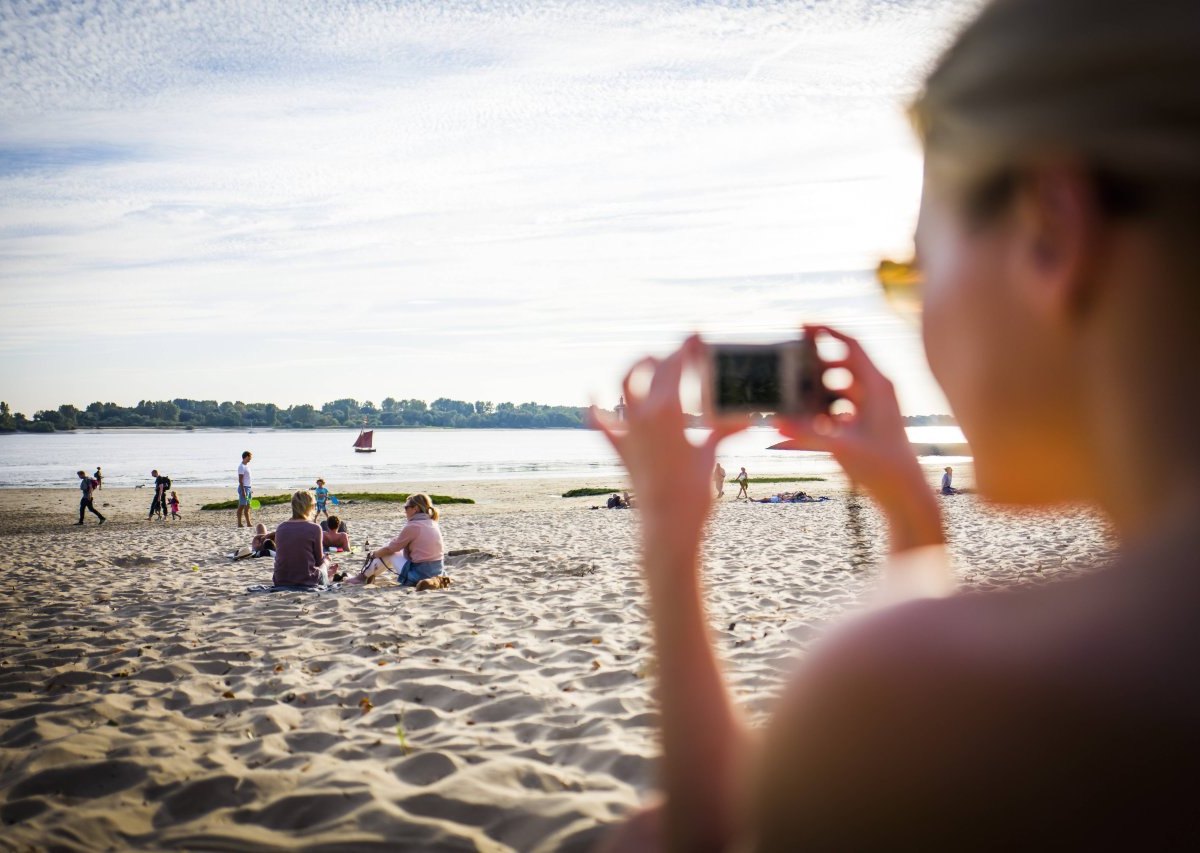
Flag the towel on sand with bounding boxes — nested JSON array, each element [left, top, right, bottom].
[[245, 583, 340, 594]]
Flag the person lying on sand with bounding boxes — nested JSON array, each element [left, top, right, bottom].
[[753, 491, 829, 504], [250, 523, 276, 557], [591, 2, 1200, 848], [346, 493, 444, 587]]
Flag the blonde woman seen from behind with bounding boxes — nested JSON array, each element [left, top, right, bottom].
[[272, 491, 335, 587], [593, 1, 1200, 850], [346, 493, 445, 586]]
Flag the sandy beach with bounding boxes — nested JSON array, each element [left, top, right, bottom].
[[0, 471, 1116, 851]]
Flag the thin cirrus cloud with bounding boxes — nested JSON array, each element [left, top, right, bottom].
[[0, 0, 978, 415]]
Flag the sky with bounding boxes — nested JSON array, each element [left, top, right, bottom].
[[0, 0, 979, 416]]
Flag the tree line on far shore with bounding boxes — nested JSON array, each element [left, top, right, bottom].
[[0, 398, 591, 432], [0, 398, 957, 434]]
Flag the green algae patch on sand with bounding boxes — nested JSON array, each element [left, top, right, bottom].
[[201, 492, 474, 510]]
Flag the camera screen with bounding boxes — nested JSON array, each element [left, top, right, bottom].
[[715, 350, 782, 410]]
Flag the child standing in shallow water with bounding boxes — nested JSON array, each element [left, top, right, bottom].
[[168, 491, 181, 520]]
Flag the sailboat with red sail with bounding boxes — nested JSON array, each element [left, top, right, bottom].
[[353, 425, 376, 453]]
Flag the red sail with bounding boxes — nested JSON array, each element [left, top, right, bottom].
[[353, 430, 374, 449]]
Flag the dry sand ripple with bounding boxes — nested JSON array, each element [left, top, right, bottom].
[[0, 482, 1114, 850]]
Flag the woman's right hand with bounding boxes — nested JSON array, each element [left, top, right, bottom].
[[777, 325, 944, 553], [591, 336, 747, 578]]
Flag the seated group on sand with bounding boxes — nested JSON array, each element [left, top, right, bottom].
[[249, 514, 349, 558], [263, 490, 445, 589]]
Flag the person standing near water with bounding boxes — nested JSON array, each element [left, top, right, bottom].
[[76, 471, 105, 525], [93, 466, 103, 490], [314, 478, 330, 520], [713, 462, 726, 498], [236, 451, 253, 528]]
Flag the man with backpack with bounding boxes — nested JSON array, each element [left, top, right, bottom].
[[149, 469, 171, 520], [77, 471, 105, 525]]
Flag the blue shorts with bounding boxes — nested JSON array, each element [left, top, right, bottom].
[[238, 486, 252, 507], [396, 559, 445, 587]]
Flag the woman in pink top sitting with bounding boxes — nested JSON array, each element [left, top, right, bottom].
[[272, 491, 336, 587], [346, 493, 444, 586]]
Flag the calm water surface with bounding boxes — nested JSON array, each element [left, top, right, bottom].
[[0, 427, 966, 489]]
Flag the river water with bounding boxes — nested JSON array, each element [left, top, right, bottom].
[[0, 426, 967, 489]]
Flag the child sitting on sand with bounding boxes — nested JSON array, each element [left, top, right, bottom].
[[168, 491, 181, 520]]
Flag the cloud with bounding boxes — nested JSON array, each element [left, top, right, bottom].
[[0, 0, 976, 414]]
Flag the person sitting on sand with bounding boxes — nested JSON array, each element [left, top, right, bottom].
[[272, 491, 337, 587], [322, 515, 350, 551], [591, 3, 1200, 848], [606, 493, 626, 509], [320, 517, 349, 537], [941, 466, 960, 495], [346, 493, 444, 586], [251, 523, 276, 557], [623, 490, 636, 508]]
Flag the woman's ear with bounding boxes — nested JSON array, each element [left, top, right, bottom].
[[1010, 165, 1104, 324]]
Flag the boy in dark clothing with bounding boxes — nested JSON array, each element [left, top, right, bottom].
[[77, 471, 105, 525]]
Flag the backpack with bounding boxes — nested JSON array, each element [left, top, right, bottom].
[[161, 476, 171, 490]]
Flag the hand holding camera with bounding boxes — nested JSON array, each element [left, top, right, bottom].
[[771, 325, 943, 553]]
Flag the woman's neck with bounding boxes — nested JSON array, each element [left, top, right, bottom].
[[1087, 375, 1200, 541]]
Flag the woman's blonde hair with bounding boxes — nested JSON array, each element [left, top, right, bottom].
[[911, 0, 1200, 229], [291, 490, 315, 520], [406, 493, 439, 521]]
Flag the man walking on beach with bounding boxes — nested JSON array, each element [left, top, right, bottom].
[[77, 471, 105, 525], [713, 462, 726, 499], [237, 451, 253, 528], [148, 470, 170, 520]]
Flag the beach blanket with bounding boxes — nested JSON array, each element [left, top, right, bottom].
[[245, 583, 341, 594]]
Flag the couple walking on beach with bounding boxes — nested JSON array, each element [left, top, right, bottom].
[[712, 464, 751, 500]]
